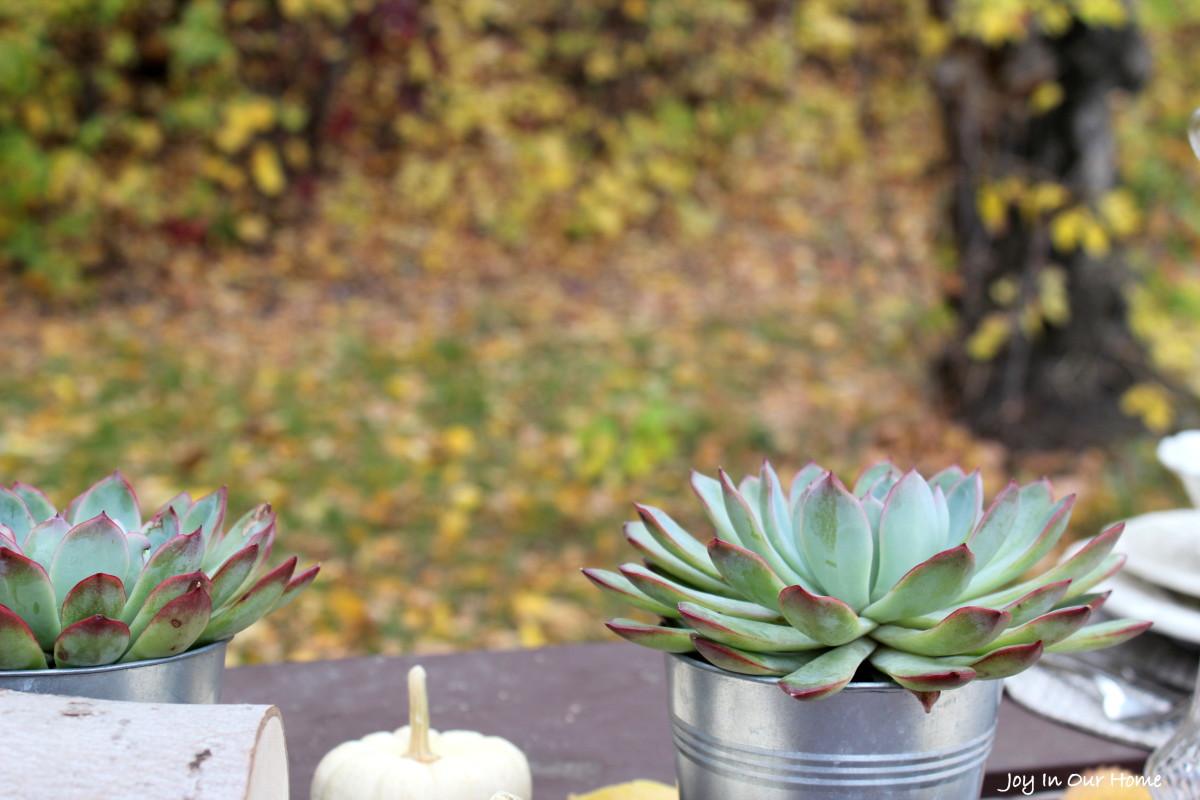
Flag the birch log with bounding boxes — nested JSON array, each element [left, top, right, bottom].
[[0, 689, 288, 800]]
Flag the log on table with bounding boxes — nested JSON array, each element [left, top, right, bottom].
[[0, 689, 288, 799]]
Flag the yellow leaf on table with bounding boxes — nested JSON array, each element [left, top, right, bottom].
[[1062, 767, 1153, 799], [569, 779, 678, 800]]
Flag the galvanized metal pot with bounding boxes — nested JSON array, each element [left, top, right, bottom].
[[0, 640, 228, 704], [666, 653, 1003, 800]]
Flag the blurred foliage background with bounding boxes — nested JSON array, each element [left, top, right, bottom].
[[2, 0, 1200, 664]]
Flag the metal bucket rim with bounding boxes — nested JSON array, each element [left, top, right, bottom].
[[668, 651, 904, 692], [0, 638, 230, 678]]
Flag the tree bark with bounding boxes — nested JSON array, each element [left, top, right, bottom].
[[0, 689, 288, 799], [931, 4, 1154, 450]]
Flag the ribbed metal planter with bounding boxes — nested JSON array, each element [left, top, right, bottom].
[[666, 653, 1002, 800], [0, 640, 228, 704]]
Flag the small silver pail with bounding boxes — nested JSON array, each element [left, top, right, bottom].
[[666, 653, 1002, 800], [0, 640, 228, 704]]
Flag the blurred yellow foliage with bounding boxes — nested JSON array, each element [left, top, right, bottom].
[[1120, 384, 1175, 434]]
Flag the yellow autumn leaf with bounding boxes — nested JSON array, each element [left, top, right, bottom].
[[1120, 383, 1174, 434], [977, 183, 1007, 234], [1050, 207, 1084, 252], [966, 312, 1012, 361], [1099, 189, 1140, 238], [570, 780, 679, 800], [988, 276, 1019, 307], [1029, 81, 1063, 115], [1030, 181, 1070, 214], [1038, 266, 1071, 326], [1081, 218, 1110, 258], [1073, 0, 1128, 28], [251, 143, 287, 196]]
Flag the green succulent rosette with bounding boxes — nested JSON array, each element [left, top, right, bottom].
[[0, 472, 318, 669], [585, 460, 1149, 709]]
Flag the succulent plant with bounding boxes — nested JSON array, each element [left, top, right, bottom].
[[584, 460, 1150, 709], [0, 471, 319, 670]]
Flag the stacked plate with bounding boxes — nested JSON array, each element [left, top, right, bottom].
[[1103, 509, 1200, 645]]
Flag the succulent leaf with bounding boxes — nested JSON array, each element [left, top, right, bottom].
[[778, 638, 876, 700], [778, 584, 875, 646], [620, 562, 782, 622], [951, 641, 1044, 680], [0, 487, 36, 543], [690, 472, 740, 546], [209, 543, 262, 609], [788, 462, 825, 508], [869, 647, 977, 694], [55, 616, 131, 668], [21, 516, 71, 566], [720, 470, 807, 586], [269, 563, 320, 614], [11, 482, 56, 526], [69, 472, 141, 532], [181, 488, 228, 549], [678, 601, 823, 652], [152, 491, 193, 523], [625, 521, 728, 594], [999, 495, 1075, 578], [1060, 553, 1125, 602], [970, 494, 1074, 596], [761, 461, 807, 580], [202, 503, 275, 573], [853, 462, 898, 497], [60, 573, 126, 629], [126, 571, 213, 644], [604, 619, 696, 653], [707, 539, 790, 610], [48, 514, 131, 603], [969, 522, 1125, 609], [1045, 619, 1154, 654], [962, 481, 1020, 571], [1000, 580, 1072, 627], [873, 471, 942, 604], [195, 557, 296, 645], [943, 471, 983, 544], [0, 525, 17, 553], [970, 602, 1094, 653], [0, 604, 50, 669], [581, 568, 680, 619], [120, 529, 206, 624], [861, 544, 975, 623], [692, 637, 820, 677], [142, 509, 183, 553], [871, 607, 1010, 657], [928, 465, 967, 492], [123, 587, 212, 662], [0, 548, 61, 649], [801, 474, 873, 610], [634, 505, 721, 581]]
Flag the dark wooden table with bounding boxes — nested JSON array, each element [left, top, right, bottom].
[[223, 642, 1149, 800]]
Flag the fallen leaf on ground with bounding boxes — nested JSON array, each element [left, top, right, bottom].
[[569, 779, 678, 799]]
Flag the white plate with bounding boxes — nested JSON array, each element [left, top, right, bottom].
[[1099, 568, 1200, 645], [1117, 509, 1200, 598]]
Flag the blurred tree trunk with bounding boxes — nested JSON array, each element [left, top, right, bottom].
[[930, 2, 1154, 450]]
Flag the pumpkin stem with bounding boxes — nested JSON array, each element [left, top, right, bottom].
[[404, 665, 440, 763]]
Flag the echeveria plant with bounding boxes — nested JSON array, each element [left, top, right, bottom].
[[0, 472, 318, 670], [585, 460, 1149, 709]]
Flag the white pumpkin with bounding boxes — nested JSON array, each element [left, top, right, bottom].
[[312, 665, 533, 800]]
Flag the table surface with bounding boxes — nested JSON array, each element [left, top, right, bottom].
[[223, 641, 1150, 800]]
